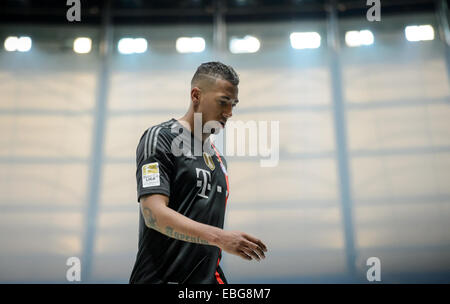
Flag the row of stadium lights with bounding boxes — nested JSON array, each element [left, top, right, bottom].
[[4, 25, 435, 54]]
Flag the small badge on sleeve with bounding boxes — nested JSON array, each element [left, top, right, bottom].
[[142, 162, 160, 188]]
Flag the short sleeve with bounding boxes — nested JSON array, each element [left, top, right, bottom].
[[136, 127, 174, 202]]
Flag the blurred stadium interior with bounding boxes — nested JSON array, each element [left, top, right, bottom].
[[0, 0, 450, 283]]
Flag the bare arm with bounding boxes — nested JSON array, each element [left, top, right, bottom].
[[140, 194, 268, 261]]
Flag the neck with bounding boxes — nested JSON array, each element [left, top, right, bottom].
[[177, 111, 210, 143]]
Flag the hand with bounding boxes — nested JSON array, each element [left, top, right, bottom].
[[217, 230, 268, 261]]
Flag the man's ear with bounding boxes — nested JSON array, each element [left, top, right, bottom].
[[191, 87, 201, 107]]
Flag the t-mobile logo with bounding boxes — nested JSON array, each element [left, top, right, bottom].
[[196, 168, 211, 198]]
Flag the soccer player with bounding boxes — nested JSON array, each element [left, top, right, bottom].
[[129, 62, 268, 284]]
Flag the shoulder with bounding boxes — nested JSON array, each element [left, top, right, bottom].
[[138, 119, 177, 157]]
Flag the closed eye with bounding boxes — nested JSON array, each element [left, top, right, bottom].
[[218, 98, 238, 107]]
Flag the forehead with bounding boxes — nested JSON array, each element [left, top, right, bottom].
[[211, 78, 238, 97]]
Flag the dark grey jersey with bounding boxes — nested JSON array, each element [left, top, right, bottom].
[[130, 118, 228, 284]]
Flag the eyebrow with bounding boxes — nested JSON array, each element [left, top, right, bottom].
[[219, 96, 239, 104]]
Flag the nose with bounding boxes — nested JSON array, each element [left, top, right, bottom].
[[223, 104, 233, 119]]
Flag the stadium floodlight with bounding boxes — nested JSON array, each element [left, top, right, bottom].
[[405, 25, 435, 42], [345, 30, 374, 47], [73, 37, 92, 54], [4, 36, 18, 52], [5, 36, 32, 52], [176, 37, 205, 53], [118, 38, 135, 54], [290, 32, 321, 49], [118, 37, 148, 54], [134, 38, 148, 53], [17, 36, 32, 52], [229, 35, 260, 54]]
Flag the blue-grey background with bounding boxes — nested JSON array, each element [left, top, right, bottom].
[[0, 1, 449, 283]]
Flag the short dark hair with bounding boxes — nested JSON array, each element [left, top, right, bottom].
[[191, 61, 239, 88]]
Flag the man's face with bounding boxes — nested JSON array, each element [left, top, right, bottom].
[[193, 78, 239, 130]]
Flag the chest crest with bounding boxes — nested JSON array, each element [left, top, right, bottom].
[[202, 152, 215, 171]]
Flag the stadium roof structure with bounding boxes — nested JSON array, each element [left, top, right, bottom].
[[0, 0, 439, 25]]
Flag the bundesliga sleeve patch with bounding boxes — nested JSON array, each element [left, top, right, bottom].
[[142, 162, 160, 188]]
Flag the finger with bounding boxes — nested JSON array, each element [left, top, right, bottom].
[[238, 250, 252, 261], [260, 241, 268, 252], [243, 234, 268, 253], [255, 239, 268, 252], [245, 241, 265, 259], [243, 246, 261, 261], [254, 245, 266, 259]]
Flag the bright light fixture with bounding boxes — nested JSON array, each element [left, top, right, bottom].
[[118, 38, 134, 54], [73, 37, 92, 54], [4, 36, 18, 52], [345, 30, 374, 47], [4, 36, 32, 52], [133, 38, 148, 53], [17, 36, 32, 52], [176, 37, 205, 53], [229, 35, 260, 54], [290, 32, 321, 49], [405, 25, 434, 42], [118, 37, 148, 54]]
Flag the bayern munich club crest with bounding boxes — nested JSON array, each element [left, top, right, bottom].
[[203, 152, 215, 171]]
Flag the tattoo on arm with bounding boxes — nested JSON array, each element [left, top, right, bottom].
[[142, 206, 160, 231], [141, 206, 209, 245], [165, 226, 209, 245]]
